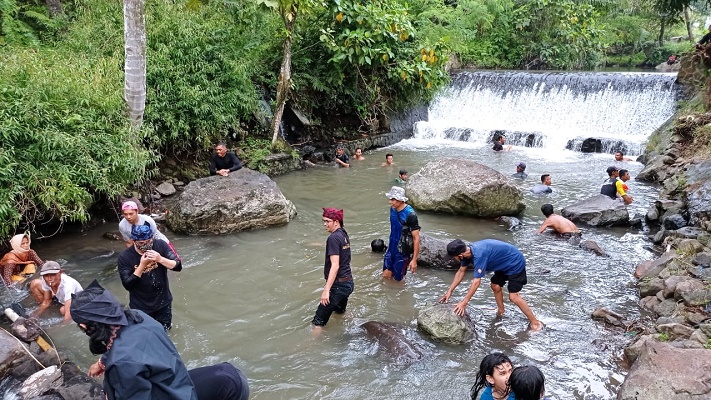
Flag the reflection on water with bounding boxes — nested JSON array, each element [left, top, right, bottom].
[[4, 141, 656, 399]]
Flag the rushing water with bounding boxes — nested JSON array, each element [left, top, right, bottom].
[[415, 71, 680, 155], [2, 142, 657, 400]]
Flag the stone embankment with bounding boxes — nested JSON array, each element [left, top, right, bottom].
[[609, 53, 711, 399]]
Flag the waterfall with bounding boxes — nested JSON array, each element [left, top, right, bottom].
[[414, 71, 682, 155]]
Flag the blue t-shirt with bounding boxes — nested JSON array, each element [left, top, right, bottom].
[[460, 239, 526, 279], [479, 386, 515, 400]]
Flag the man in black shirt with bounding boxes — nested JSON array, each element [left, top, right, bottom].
[[312, 208, 353, 332], [334, 147, 350, 167], [117, 225, 182, 330], [492, 135, 511, 152], [209, 142, 243, 176]]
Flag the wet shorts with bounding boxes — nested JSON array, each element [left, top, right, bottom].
[[490, 269, 528, 293]]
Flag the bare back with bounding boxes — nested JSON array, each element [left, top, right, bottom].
[[539, 214, 579, 234]]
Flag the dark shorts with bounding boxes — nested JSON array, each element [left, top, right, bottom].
[[312, 280, 354, 327], [490, 269, 528, 293]]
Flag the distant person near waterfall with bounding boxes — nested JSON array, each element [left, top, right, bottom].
[[492, 135, 511, 152], [530, 175, 552, 194], [511, 162, 528, 179], [614, 152, 633, 162]]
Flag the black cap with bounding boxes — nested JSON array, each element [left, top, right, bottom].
[[606, 166, 619, 176], [446, 239, 468, 257]]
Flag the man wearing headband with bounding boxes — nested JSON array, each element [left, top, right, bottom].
[[70, 280, 198, 399], [117, 224, 182, 330], [118, 200, 174, 251], [383, 186, 420, 282], [440, 239, 543, 331], [312, 208, 354, 332]]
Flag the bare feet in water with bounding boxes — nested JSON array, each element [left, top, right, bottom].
[[529, 320, 544, 331]]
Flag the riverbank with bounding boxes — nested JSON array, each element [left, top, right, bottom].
[[614, 53, 711, 399]]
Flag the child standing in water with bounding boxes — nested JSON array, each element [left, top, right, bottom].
[[470, 353, 515, 400]]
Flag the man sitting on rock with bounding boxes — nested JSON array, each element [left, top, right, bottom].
[[530, 174, 552, 194], [537, 204, 581, 243], [29, 261, 83, 322], [511, 162, 528, 179], [209, 142, 243, 176], [440, 239, 543, 331]]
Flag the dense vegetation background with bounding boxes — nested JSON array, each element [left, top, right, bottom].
[[0, 0, 707, 238]]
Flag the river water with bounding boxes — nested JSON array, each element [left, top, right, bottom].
[[4, 142, 657, 400], [2, 70, 677, 399]]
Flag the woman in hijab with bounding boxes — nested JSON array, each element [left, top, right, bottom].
[[1, 232, 44, 285]]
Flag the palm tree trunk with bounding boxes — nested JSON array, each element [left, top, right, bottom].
[[684, 7, 694, 43], [270, 4, 297, 145], [658, 17, 665, 47], [124, 0, 147, 131]]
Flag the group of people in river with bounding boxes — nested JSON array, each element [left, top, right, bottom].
[[0, 141, 640, 399], [0, 200, 249, 400]]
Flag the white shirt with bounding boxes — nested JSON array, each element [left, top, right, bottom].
[[41, 274, 83, 304], [118, 214, 170, 243]]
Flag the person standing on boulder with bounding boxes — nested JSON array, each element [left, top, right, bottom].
[[311, 208, 354, 332], [209, 142, 243, 176], [383, 186, 420, 282], [439, 239, 543, 331], [117, 225, 182, 330]]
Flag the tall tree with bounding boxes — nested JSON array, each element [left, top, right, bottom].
[[269, 0, 297, 145], [124, 0, 147, 130]]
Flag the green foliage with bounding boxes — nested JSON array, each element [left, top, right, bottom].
[[143, 0, 278, 151], [240, 137, 274, 173], [304, 0, 449, 125], [643, 40, 694, 65], [0, 0, 66, 45], [0, 47, 154, 238], [658, 332, 670, 342]]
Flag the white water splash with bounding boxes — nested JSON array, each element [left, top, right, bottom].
[[414, 71, 680, 155]]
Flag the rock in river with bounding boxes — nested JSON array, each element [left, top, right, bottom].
[[561, 194, 629, 227], [166, 168, 297, 235], [406, 158, 524, 217], [417, 303, 476, 344]]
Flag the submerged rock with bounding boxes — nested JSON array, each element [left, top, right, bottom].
[[417, 303, 476, 344], [406, 159, 525, 217], [361, 321, 425, 365], [19, 365, 63, 399], [560, 194, 629, 227], [166, 168, 297, 235], [497, 216, 522, 231], [579, 240, 607, 257], [618, 340, 711, 400]]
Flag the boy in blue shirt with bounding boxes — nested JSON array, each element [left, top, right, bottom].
[[439, 239, 543, 331]]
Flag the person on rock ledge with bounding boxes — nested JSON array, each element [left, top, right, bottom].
[[209, 142, 243, 176], [440, 239, 543, 331]]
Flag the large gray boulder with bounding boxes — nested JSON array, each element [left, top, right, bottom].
[[618, 340, 711, 400], [406, 159, 524, 217], [561, 194, 629, 227], [685, 161, 711, 225], [166, 168, 297, 235], [417, 233, 460, 270], [416, 303, 476, 344]]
